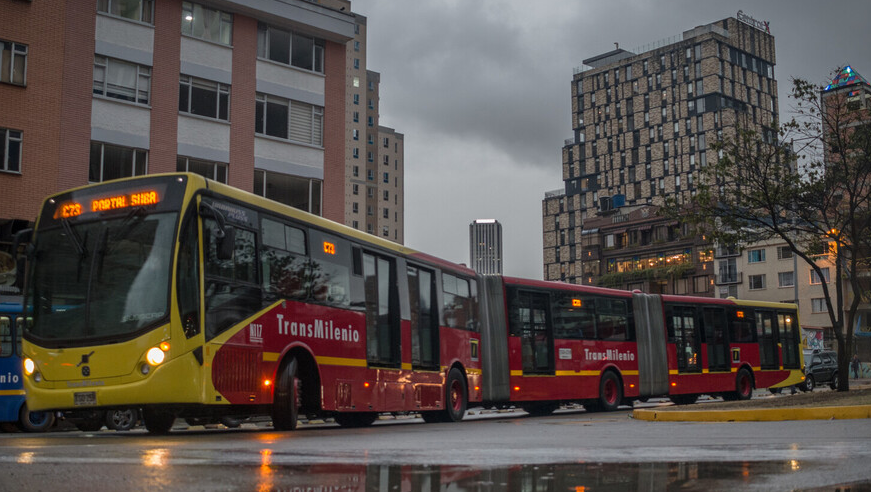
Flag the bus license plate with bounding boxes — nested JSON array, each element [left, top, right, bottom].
[[74, 392, 96, 406]]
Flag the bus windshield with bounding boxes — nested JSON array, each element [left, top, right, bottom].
[[27, 211, 178, 344]]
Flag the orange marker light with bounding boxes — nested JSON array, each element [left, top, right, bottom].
[[364, 382, 370, 388], [514, 386, 521, 392], [671, 382, 677, 387], [159, 341, 170, 351], [263, 379, 272, 387], [474, 386, 480, 392]]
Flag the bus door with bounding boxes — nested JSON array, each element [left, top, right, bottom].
[[361, 252, 401, 368], [669, 306, 701, 373], [514, 291, 553, 375], [777, 311, 800, 369], [407, 265, 439, 370], [755, 310, 779, 370], [702, 307, 730, 372]]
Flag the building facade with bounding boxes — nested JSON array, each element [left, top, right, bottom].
[[0, 0, 406, 297], [470, 219, 503, 275], [544, 16, 779, 294], [320, 3, 405, 244]]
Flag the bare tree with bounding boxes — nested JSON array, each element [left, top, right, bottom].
[[666, 71, 871, 391]]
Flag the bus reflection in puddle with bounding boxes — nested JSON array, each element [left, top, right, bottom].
[[248, 461, 859, 492]]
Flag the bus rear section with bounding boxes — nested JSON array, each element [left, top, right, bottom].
[[479, 278, 806, 411], [22, 174, 483, 432]]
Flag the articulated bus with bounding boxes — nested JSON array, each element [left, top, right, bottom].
[[1, 296, 55, 432], [20, 174, 804, 432]]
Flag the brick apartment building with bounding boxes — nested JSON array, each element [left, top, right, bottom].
[[0, 0, 405, 294]]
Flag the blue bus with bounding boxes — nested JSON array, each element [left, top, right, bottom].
[[1, 295, 55, 432]]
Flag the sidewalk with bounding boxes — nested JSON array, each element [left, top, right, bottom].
[[632, 378, 871, 422]]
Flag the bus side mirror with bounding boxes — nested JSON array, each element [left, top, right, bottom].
[[216, 226, 235, 261]]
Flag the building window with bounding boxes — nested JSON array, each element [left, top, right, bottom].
[[748, 274, 765, 290], [352, 129, 359, 141], [382, 226, 389, 237], [810, 267, 830, 284], [811, 298, 826, 313], [256, 23, 324, 73], [352, 220, 359, 229], [177, 156, 227, 183], [367, 170, 374, 181], [353, 41, 360, 52], [352, 165, 359, 177], [352, 184, 359, 195], [93, 56, 151, 104], [1, 40, 27, 85], [383, 190, 389, 201], [89, 141, 147, 183], [353, 111, 359, 122], [352, 148, 359, 158], [352, 202, 358, 213], [777, 246, 794, 260], [0, 128, 22, 173], [777, 271, 794, 288], [254, 169, 322, 215], [747, 249, 765, 263], [255, 93, 323, 146], [382, 208, 389, 219], [181, 2, 232, 45], [179, 75, 229, 120], [97, 0, 154, 24], [382, 172, 389, 184]]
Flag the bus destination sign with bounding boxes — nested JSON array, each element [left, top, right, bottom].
[[53, 190, 161, 219]]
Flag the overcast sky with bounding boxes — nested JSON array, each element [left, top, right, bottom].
[[352, 0, 871, 279]]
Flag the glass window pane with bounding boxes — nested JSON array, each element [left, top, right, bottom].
[[268, 27, 290, 64], [291, 33, 313, 70]]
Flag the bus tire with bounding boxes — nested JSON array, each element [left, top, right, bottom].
[[273, 357, 300, 431], [334, 412, 378, 428], [17, 403, 55, 433], [106, 408, 138, 431], [733, 368, 754, 400], [443, 368, 467, 422], [143, 407, 176, 434], [597, 371, 623, 412]]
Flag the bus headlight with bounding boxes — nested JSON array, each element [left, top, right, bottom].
[[146, 346, 166, 366], [23, 358, 35, 375]]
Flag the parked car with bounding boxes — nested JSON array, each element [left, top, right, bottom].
[[801, 350, 840, 391]]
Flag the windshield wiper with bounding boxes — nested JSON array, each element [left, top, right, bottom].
[[60, 218, 87, 258]]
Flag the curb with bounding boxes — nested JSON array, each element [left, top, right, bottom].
[[632, 405, 871, 422]]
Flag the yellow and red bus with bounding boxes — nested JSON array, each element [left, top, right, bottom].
[[479, 277, 805, 412], [22, 174, 481, 432], [20, 173, 805, 432]]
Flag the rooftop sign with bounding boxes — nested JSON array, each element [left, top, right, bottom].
[[737, 10, 770, 33]]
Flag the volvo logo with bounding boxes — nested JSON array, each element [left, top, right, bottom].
[[82, 366, 91, 377], [77, 351, 95, 367]]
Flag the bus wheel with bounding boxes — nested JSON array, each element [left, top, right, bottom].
[[597, 371, 623, 412], [106, 408, 139, 431], [143, 408, 176, 434], [733, 368, 753, 400], [17, 403, 55, 433], [273, 357, 300, 431], [334, 412, 378, 428], [443, 368, 467, 422]]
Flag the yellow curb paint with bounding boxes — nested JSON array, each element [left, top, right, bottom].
[[632, 405, 871, 422]]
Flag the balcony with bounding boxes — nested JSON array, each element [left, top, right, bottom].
[[716, 271, 742, 285]]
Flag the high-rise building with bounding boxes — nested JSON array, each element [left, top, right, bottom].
[[543, 15, 779, 294], [321, 2, 405, 243], [470, 219, 503, 275]]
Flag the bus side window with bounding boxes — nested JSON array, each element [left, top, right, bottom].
[[443, 273, 478, 331], [551, 293, 596, 339], [204, 219, 261, 340], [261, 217, 308, 302], [596, 298, 628, 341], [728, 309, 756, 343], [0, 316, 11, 357], [308, 230, 351, 309]]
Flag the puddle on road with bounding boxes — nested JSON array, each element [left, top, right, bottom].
[[242, 461, 871, 491]]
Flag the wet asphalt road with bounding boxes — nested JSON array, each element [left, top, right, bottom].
[[2, 405, 870, 491]]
